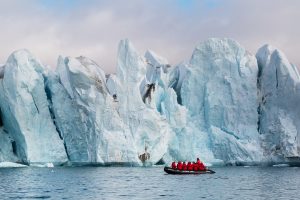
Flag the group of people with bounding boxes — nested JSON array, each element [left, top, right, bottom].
[[171, 158, 206, 171]]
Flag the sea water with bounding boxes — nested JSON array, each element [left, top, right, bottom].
[[0, 166, 299, 199]]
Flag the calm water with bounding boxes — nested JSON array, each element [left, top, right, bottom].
[[0, 166, 299, 199]]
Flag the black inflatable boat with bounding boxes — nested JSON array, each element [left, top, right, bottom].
[[164, 167, 215, 175]]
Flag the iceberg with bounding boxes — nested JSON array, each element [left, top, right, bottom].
[[0, 162, 27, 168], [30, 162, 55, 168]]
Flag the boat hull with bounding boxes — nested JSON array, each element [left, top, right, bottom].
[[164, 167, 215, 175]]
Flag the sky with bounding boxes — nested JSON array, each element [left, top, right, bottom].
[[0, 0, 299, 73]]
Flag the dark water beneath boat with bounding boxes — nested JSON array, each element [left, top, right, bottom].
[[0, 166, 299, 199]]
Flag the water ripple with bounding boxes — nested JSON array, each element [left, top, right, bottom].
[[0, 166, 300, 199]]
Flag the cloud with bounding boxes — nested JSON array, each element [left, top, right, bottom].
[[0, 0, 299, 73]]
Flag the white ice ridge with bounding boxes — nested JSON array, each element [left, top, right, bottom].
[[0, 39, 299, 166]]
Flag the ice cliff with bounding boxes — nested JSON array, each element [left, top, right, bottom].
[[0, 50, 67, 164], [46, 55, 137, 164], [0, 38, 299, 166], [257, 45, 300, 161], [179, 38, 263, 164]]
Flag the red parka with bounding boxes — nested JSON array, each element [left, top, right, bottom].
[[171, 162, 177, 169], [182, 162, 187, 170], [177, 162, 183, 170], [193, 162, 199, 171], [199, 162, 206, 171], [187, 162, 193, 171]]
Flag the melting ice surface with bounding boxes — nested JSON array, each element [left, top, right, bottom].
[[0, 38, 300, 166]]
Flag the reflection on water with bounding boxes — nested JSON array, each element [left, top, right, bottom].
[[0, 166, 299, 199]]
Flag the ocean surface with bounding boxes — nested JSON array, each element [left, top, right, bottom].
[[0, 166, 299, 199]]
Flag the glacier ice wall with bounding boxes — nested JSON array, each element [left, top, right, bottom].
[[257, 45, 300, 160], [168, 62, 188, 104], [179, 38, 263, 163], [115, 39, 172, 164], [0, 128, 18, 162], [0, 38, 299, 166], [46, 55, 138, 164], [0, 50, 67, 164]]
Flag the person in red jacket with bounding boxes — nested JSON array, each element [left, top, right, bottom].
[[195, 158, 201, 171], [177, 161, 183, 170], [196, 158, 201, 165], [182, 161, 187, 170], [190, 162, 194, 171], [171, 161, 177, 169], [196, 158, 207, 171], [193, 162, 199, 171], [199, 161, 206, 171], [187, 162, 193, 171]]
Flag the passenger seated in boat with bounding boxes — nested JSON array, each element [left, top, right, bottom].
[[193, 162, 199, 171], [177, 161, 183, 170], [196, 158, 201, 165], [196, 158, 206, 171], [196, 158, 201, 171], [199, 162, 206, 171], [171, 162, 177, 169], [182, 161, 187, 170], [187, 162, 193, 171]]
